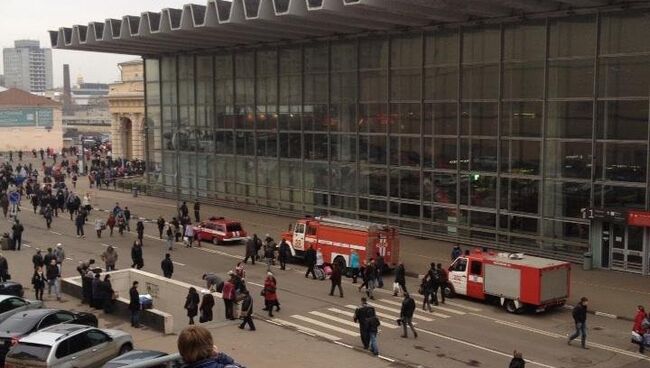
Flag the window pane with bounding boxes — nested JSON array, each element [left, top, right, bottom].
[[503, 21, 546, 61], [360, 71, 387, 102], [393, 103, 420, 134], [391, 36, 422, 69], [391, 69, 421, 101], [425, 30, 458, 66], [427, 103, 457, 136], [510, 140, 540, 175], [332, 42, 356, 71], [470, 175, 497, 208], [544, 181, 591, 218], [359, 103, 388, 133], [433, 173, 457, 204], [546, 101, 593, 139], [547, 59, 594, 98], [510, 216, 539, 235], [600, 12, 650, 55], [462, 64, 499, 100], [360, 38, 388, 69], [597, 185, 645, 210], [471, 139, 497, 172], [424, 66, 458, 100], [549, 15, 596, 58], [510, 179, 539, 214], [461, 102, 498, 136], [597, 100, 648, 140], [603, 143, 647, 183], [545, 141, 592, 179], [503, 62, 544, 99], [400, 171, 420, 200], [598, 55, 650, 98], [434, 138, 457, 169], [502, 102, 542, 137], [462, 27, 500, 63]]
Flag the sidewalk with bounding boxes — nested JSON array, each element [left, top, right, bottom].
[[86, 183, 650, 321]]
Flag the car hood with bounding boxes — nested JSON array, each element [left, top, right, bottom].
[[27, 300, 44, 308], [104, 329, 132, 340]]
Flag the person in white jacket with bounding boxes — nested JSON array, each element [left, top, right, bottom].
[[184, 224, 195, 248]]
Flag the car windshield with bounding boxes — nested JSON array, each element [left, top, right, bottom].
[[0, 315, 41, 334], [226, 223, 242, 232], [7, 343, 51, 362]]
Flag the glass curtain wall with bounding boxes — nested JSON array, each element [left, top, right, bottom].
[[145, 9, 650, 259]]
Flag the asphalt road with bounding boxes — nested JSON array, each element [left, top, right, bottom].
[[0, 178, 646, 368]]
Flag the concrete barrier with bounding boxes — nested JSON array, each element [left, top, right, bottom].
[[62, 269, 222, 334]]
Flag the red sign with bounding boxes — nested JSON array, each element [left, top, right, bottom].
[[627, 210, 650, 227]]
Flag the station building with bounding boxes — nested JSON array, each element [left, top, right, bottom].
[[51, 0, 650, 274]]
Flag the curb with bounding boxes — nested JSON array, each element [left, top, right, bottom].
[[563, 304, 633, 322]]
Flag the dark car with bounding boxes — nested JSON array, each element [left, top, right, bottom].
[[0, 282, 24, 297], [0, 309, 97, 365], [103, 350, 182, 368]]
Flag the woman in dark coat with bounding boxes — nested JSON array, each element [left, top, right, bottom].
[[184, 287, 200, 325], [131, 241, 144, 269], [100, 274, 115, 314], [199, 293, 215, 323]]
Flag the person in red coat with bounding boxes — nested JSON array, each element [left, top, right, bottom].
[[633, 305, 647, 334], [262, 272, 280, 317]]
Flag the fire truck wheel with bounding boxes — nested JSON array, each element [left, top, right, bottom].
[[212, 237, 221, 245], [504, 299, 522, 314], [333, 256, 347, 273], [443, 284, 455, 298]]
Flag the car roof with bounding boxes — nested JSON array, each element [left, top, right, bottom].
[[0, 295, 19, 302], [8, 309, 62, 319], [19, 325, 91, 346], [205, 217, 240, 224]]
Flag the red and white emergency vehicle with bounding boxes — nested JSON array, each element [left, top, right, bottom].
[[192, 217, 247, 245], [281, 216, 400, 271], [446, 249, 571, 313]]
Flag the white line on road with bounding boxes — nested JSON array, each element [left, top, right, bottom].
[[594, 311, 617, 319], [332, 341, 354, 349], [291, 315, 359, 337], [23, 244, 31, 248], [367, 302, 434, 322], [343, 305, 413, 323], [65, 257, 73, 261], [101, 243, 117, 248], [377, 298, 450, 318], [172, 261, 186, 266], [271, 318, 341, 341], [309, 310, 398, 330], [49, 231, 63, 235]]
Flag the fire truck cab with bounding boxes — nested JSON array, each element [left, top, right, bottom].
[[446, 249, 571, 313], [282, 216, 400, 272]]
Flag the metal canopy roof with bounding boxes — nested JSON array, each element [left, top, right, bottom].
[[49, 0, 640, 56]]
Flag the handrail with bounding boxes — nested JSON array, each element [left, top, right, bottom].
[[120, 353, 184, 368]]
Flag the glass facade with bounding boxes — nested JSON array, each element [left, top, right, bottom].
[[144, 10, 650, 260]]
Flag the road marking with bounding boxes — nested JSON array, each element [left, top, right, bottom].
[[172, 261, 186, 266], [444, 300, 482, 312], [342, 305, 421, 324], [291, 315, 359, 337], [309, 311, 363, 328], [594, 311, 617, 319], [101, 243, 118, 248], [65, 257, 73, 261], [333, 341, 354, 349], [23, 244, 31, 248], [377, 298, 450, 318], [49, 231, 63, 235], [196, 246, 241, 260], [367, 302, 433, 322], [144, 234, 159, 240], [378, 355, 395, 363], [272, 318, 341, 341]]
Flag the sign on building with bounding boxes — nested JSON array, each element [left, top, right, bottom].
[[0, 108, 53, 127]]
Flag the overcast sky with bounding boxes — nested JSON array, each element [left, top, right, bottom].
[[0, 0, 197, 87]]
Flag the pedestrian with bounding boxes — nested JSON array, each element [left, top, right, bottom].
[[238, 290, 255, 331], [165, 225, 174, 251], [101, 245, 118, 271], [172, 217, 181, 242], [177, 326, 242, 368], [184, 287, 200, 325], [262, 272, 279, 317], [202, 273, 222, 291], [421, 263, 438, 311], [568, 297, 589, 349], [95, 218, 105, 238], [222, 275, 236, 320], [375, 252, 385, 288], [451, 245, 462, 260], [359, 259, 376, 300], [43, 203, 53, 229], [399, 292, 417, 338], [179, 201, 189, 218], [31, 267, 46, 301], [350, 250, 360, 283], [367, 313, 381, 356], [11, 219, 23, 250], [75, 212, 85, 238], [31, 194, 39, 214], [100, 274, 115, 314], [107, 213, 116, 236], [436, 263, 447, 304], [124, 206, 131, 231], [43, 247, 54, 266], [633, 305, 648, 353], [0, 254, 8, 282], [0, 194, 7, 218], [46, 259, 61, 301], [129, 281, 141, 327], [353, 297, 376, 351], [393, 262, 407, 296], [161, 253, 174, 278], [243, 236, 257, 265], [81, 268, 94, 305], [136, 220, 144, 242], [329, 263, 344, 297], [157, 216, 166, 239], [53, 243, 65, 271], [131, 241, 144, 269], [509, 351, 526, 368], [117, 213, 126, 235], [184, 224, 195, 248], [32, 249, 44, 270], [193, 201, 200, 223], [199, 292, 215, 323], [263, 238, 275, 272], [278, 239, 290, 270], [304, 245, 317, 279], [91, 273, 102, 309]]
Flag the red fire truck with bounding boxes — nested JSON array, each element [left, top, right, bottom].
[[446, 249, 571, 313], [281, 216, 400, 272]]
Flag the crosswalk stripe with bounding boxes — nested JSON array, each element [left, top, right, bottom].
[[444, 301, 482, 312], [343, 304, 432, 325], [291, 315, 360, 337], [311, 311, 398, 330], [329, 307, 413, 326], [377, 299, 450, 319], [272, 318, 341, 341], [379, 299, 460, 318], [367, 302, 434, 322]]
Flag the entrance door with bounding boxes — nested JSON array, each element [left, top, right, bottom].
[[611, 224, 645, 273]]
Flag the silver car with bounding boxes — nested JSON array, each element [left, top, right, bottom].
[[0, 295, 42, 324], [5, 324, 133, 368]]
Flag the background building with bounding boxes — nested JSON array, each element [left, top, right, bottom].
[[2, 40, 53, 93], [50, 0, 650, 274], [0, 74, 5, 87], [0, 88, 62, 151], [108, 60, 144, 160]]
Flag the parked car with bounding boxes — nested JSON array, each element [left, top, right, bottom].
[[0, 309, 98, 365], [0, 282, 24, 297], [104, 350, 182, 368], [5, 325, 133, 368], [0, 295, 42, 324], [192, 217, 247, 245]]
